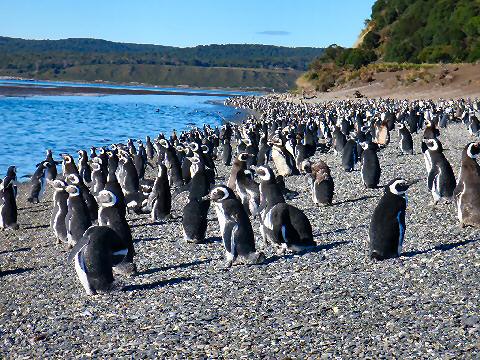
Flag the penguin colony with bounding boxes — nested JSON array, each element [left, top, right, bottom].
[[1, 96, 480, 295]]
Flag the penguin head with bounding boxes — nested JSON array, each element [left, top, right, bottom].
[[159, 139, 170, 149], [237, 153, 250, 163], [51, 179, 67, 191], [466, 142, 480, 159], [423, 138, 442, 152], [387, 178, 410, 197], [201, 144, 210, 154], [188, 142, 200, 152], [96, 190, 117, 207], [61, 154, 74, 164], [65, 185, 80, 196], [255, 166, 274, 182], [395, 122, 405, 130], [157, 164, 167, 178], [208, 185, 234, 202], [66, 173, 81, 186]]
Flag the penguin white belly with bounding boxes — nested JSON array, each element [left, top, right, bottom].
[[423, 152, 432, 174], [396, 211, 405, 255], [38, 175, 47, 201], [0, 204, 4, 228], [214, 204, 227, 236], [74, 252, 94, 295], [457, 182, 466, 222], [432, 169, 442, 202], [272, 149, 290, 176]]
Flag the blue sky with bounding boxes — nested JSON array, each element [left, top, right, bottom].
[[0, 0, 376, 48]]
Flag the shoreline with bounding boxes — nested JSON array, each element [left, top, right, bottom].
[[0, 84, 246, 98]]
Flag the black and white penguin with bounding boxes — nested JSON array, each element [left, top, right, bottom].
[[77, 150, 92, 184], [468, 115, 480, 137], [235, 168, 260, 216], [66, 174, 98, 222], [117, 152, 140, 209], [148, 164, 172, 222], [145, 136, 156, 160], [61, 154, 79, 177], [369, 178, 410, 260], [422, 138, 456, 204], [307, 160, 334, 206], [160, 139, 184, 188], [342, 138, 358, 172], [0, 174, 19, 230], [67, 226, 131, 295], [44, 149, 60, 181], [65, 184, 92, 247], [27, 161, 51, 203], [454, 142, 480, 227], [396, 122, 414, 155], [255, 166, 315, 253], [271, 137, 298, 177], [96, 190, 136, 274], [423, 119, 440, 140], [91, 159, 107, 195], [257, 133, 271, 166], [182, 197, 210, 244], [332, 127, 347, 155], [227, 153, 250, 191], [221, 138, 233, 166], [208, 185, 265, 267], [50, 179, 69, 244], [360, 142, 381, 189]]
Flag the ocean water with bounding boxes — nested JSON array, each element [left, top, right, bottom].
[[0, 80, 254, 178]]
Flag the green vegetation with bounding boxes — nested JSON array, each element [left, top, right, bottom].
[[363, 0, 480, 63], [301, 0, 480, 92], [0, 36, 323, 89]]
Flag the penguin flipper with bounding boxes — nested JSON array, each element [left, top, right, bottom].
[[67, 234, 91, 263], [230, 224, 238, 260], [427, 167, 438, 191]]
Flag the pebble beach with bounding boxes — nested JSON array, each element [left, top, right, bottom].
[[1, 112, 479, 358]]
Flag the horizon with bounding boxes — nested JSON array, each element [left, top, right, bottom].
[[0, 0, 375, 48]]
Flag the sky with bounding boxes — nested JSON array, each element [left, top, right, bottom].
[[0, 0, 376, 48]]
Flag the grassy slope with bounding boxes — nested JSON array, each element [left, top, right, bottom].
[[0, 64, 301, 90]]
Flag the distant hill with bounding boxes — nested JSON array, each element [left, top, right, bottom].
[[0, 37, 324, 89], [360, 0, 480, 63]]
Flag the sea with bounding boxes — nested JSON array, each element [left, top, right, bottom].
[[0, 80, 256, 178]]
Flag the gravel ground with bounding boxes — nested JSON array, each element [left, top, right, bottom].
[[1, 121, 479, 359]]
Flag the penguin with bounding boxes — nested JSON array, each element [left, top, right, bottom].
[[27, 161, 51, 203], [96, 190, 136, 274], [396, 122, 414, 155], [422, 138, 456, 204], [423, 119, 440, 140], [65, 184, 92, 247], [66, 173, 98, 223], [454, 142, 480, 227], [44, 149, 60, 181], [257, 133, 271, 166], [235, 168, 260, 216], [145, 136, 156, 160], [255, 166, 314, 253], [468, 115, 480, 137], [67, 226, 131, 295], [160, 139, 184, 188], [0, 175, 19, 230], [360, 142, 381, 189], [104, 151, 126, 218], [182, 197, 210, 244], [221, 138, 233, 166], [50, 179, 69, 244], [118, 153, 140, 210], [61, 154, 79, 177], [271, 138, 298, 177], [342, 138, 358, 172], [91, 159, 107, 195], [307, 160, 334, 206], [208, 185, 265, 267], [227, 153, 250, 191], [369, 178, 410, 260], [332, 127, 347, 155], [148, 164, 172, 222], [77, 150, 92, 184]]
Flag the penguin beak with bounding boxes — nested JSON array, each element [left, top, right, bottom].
[[201, 194, 210, 201]]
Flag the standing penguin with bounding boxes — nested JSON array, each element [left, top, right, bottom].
[[96, 190, 137, 275], [61, 154, 79, 177], [44, 149, 60, 181], [396, 122, 414, 155], [50, 179, 69, 244], [77, 150, 92, 184], [27, 161, 51, 203], [271, 138, 298, 177], [422, 138, 456, 204], [454, 142, 480, 227], [369, 178, 410, 260], [342, 138, 358, 172], [149, 164, 172, 222], [0, 174, 19, 230], [65, 185, 92, 247], [182, 197, 210, 244], [221, 138, 233, 166], [66, 174, 98, 223], [307, 160, 334, 206], [208, 185, 265, 267], [360, 142, 381, 189], [67, 226, 131, 295], [90, 159, 107, 196], [255, 166, 315, 253]]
